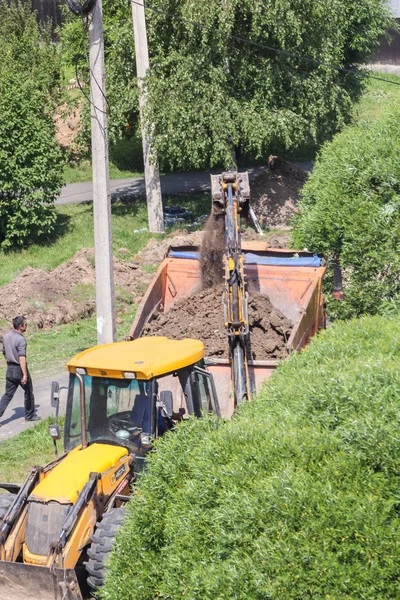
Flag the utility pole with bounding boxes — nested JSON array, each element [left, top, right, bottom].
[[131, 0, 164, 233], [88, 0, 116, 344]]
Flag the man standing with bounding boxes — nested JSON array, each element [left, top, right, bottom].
[[0, 316, 40, 424]]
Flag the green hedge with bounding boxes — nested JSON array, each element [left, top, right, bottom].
[[101, 316, 400, 599], [292, 78, 400, 319]]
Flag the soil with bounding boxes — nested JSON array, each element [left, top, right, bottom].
[[0, 249, 153, 333], [54, 102, 82, 150], [142, 285, 292, 360], [250, 156, 308, 229], [135, 230, 204, 266]]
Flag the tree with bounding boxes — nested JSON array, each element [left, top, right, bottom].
[[60, 0, 139, 150], [144, 0, 393, 170], [60, 0, 393, 171], [291, 78, 400, 319], [0, 2, 63, 249]]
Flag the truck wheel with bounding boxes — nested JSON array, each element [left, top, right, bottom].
[[86, 507, 126, 592], [0, 493, 15, 523]]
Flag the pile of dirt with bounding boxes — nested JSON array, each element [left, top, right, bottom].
[[142, 285, 292, 360], [54, 102, 82, 150], [136, 230, 204, 266], [250, 157, 308, 229], [0, 249, 152, 332]]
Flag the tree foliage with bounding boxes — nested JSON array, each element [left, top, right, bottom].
[[101, 315, 400, 599], [292, 77, 400, 319], [0, 2, 63, 249], [144, 0, 392, 169], [60, 0, 139, 149], [60, 0, 393, 171]]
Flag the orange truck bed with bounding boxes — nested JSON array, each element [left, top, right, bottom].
[[128, 242, 326, 418]]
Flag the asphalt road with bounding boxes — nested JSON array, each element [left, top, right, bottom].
[[56, 166, 271, 205], [0, 371, 69, 442], [57, 164, 314, 206]]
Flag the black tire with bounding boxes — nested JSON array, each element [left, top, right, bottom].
[[86, 507, 126, 592], [0, 493, 15, 523]]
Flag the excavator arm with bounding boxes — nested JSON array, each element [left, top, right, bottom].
[[211, 171, 251, 407]]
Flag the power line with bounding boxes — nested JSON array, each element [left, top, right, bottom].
[[129, 0, 400, 88], [65, 1, 110, 114]]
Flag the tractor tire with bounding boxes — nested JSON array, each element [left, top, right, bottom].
[[86, 507, 126, 592], [0, 493, 15, 524]]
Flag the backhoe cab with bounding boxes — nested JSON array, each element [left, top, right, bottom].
[[0, 337, 219, 600]]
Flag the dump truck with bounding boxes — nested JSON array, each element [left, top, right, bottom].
[[127, 171, 326, 418], [0, 337, 220, 600]]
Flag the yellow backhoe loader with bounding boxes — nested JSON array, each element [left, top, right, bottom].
[[0, 336, 220, 600]]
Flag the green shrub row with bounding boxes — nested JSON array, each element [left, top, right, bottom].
[[101, 316, 400, 599], [292, 78, 400, 319]]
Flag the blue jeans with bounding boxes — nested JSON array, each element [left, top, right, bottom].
[[0, 364, 35, 420]]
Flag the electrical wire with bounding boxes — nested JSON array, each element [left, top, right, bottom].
[[80, 15, 111, 114], [64, 1, 110, 115], [65, 0, 97, 17], [129, 0, 400, 88]]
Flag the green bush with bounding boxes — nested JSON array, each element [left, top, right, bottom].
[[101, 315, 400, 599], [292, 79, 400, 319], [0, 2, 63, 248]]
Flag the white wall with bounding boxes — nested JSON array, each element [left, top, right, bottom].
[[389, 0, 400, 18]]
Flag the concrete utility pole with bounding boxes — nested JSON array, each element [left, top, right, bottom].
[[88, 0, 116, 344], [131, 0, 164, 233]]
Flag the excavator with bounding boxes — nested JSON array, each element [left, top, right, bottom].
[[0, 337, 220, 599]]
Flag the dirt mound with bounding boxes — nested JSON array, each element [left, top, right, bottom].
[[250, 157, 308, 229], [0, 249, 152, 332], [54, 102, 82, 150], [136, 230, 204, 266], [142, 285, 292, 360]]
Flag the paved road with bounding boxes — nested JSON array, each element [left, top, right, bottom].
[[57, 166, 270, 205], [0, 372, 68, 442], [57, 164, 314, 206]]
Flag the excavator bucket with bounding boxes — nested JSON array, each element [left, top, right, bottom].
[[0, 561, 82, 600]]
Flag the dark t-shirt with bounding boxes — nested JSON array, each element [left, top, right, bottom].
[[2, 330, 27, 364]]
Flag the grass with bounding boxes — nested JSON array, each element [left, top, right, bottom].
[[0, 311, 136, 384], [64, 159, 144, 184], [0, 417, 63, 482], [0, 193, 210, 382], [0, 193, 210, 287], [0, 200, 150, 286], [352, 71, 400, 122], [63, 130, 146, 184]]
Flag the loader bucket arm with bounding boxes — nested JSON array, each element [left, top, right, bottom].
[[0, 562, 82, 600]]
